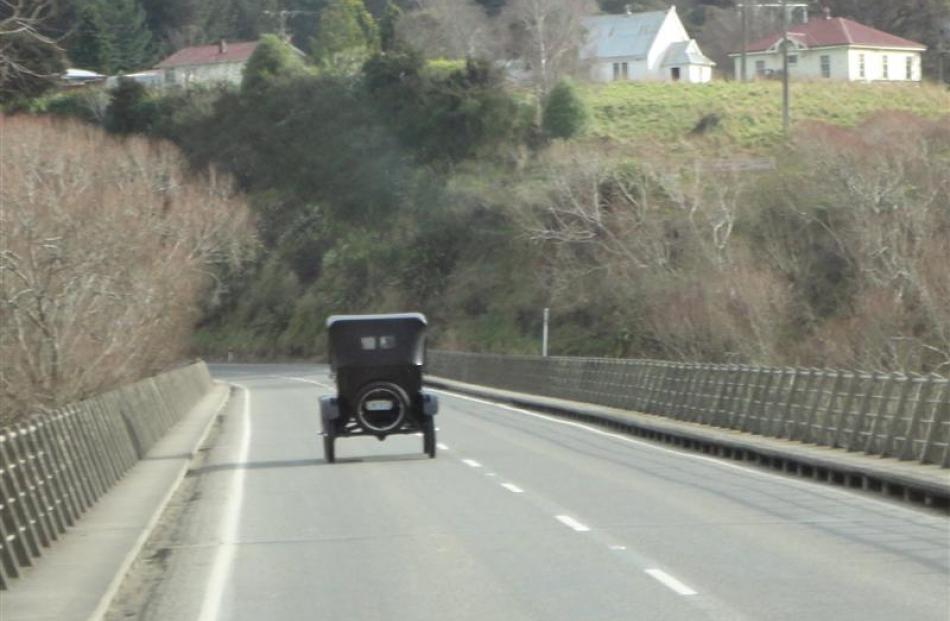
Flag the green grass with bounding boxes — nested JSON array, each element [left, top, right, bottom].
[[580, 80, 950, 151]]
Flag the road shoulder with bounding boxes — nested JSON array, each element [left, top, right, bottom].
[[0, 383, 231, 621]]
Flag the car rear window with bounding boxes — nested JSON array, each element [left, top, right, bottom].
[[360, 335, 396, 350]]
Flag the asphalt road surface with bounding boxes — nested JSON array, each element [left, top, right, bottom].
[[107, 364, 950, 621]]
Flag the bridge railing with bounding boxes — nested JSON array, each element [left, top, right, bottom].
[[0, 362, 213, 589], [427, 352, 949, 468]]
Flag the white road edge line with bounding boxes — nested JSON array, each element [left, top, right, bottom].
[[286, 376, 333, 389], [431, 389, 933, 517], [462, 459, 482, 468], [501, 483, 524, 494], [197, 384, 252, 621], [555, 515, 590, 532], [645, 569, 698, 596]]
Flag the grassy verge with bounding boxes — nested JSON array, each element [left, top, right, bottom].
[[581, 80, 950, 151]]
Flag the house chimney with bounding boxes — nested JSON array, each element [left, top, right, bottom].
[[218, 39, 227, 54], [822, 6, 832, 20]]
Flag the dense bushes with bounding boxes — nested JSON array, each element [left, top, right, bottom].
[[514, 114, 950, 373], [0, 116, 255, 423]]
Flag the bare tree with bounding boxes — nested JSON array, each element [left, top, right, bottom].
[[397, 0, 498, 59], [501, 0, 596, 98], [0, 116, 256, 423], [0, 0, 65, 100]]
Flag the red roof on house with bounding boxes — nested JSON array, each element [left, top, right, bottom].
[[156, 41, 259, 69], [740, 17, 926, 53]]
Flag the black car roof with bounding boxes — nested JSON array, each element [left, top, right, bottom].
[[326, 313, 427, 328]]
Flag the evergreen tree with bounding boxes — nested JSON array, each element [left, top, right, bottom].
[[542, 79, 588, 140], [379, 1, 401, 52], [242, 34, 307, 95], [69, 4, 113, 72], [106, 77, 157, 133], [311, 0, 378, 66], [95, 0, 153, 73]]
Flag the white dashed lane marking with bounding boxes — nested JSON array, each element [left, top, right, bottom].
[[645, 569, 698, 596], [555, 515, 591, 532], [500, 483, 524, 494], [462, 459, 482, 468]]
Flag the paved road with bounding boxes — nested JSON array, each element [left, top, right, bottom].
[[108, 364, 950, 621]]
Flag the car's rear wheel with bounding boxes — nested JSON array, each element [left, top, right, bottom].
[[355, 382, 409, 434], [422, 417, 436, 458]]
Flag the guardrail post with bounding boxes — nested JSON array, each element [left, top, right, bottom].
[[49, 409, 92, 514], [900, 377, 936, 462], [920, 378, 948, 466], [830, 372, 860, 449], [802, 370, 837, 444], [31, 417, 74, 531], [0, 429, 42, 562], [775, 368, 800, 439], [12, 422, 56, 548], [862, 374, 896, 457], [846, 372, 878, 452], [63, 404, 106, 504]]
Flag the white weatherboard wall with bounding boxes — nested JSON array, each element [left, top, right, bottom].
[[734, 47, 922, 82], [163, 61, 245, 88]]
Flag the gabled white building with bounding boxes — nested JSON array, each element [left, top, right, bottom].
[[581, 7, 715, 84], [729, 11, 926, 82], [155, 40, 267, 88]]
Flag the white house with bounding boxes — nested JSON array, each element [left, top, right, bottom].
[[581, 7, 715, 84], [155, 40, 261, 88], [730, 11, 926, 82]]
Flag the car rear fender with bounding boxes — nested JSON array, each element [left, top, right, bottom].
[[422, 392, 439, 416], [320, 395, 341, 423]]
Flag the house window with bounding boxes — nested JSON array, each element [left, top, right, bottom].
[[905, 56, 913, 80], [820, 55, 831, 78], [612, 62, 629, 81], [882, 55, 888, 79], [788, 54, 798, 66], [755, 60, 766, 76], [671, 67, 681, 81], [858, 54, 866, 78]]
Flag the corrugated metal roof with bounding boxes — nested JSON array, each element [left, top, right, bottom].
[[739, 17, 925, 53], [581, 11, 668, 60]]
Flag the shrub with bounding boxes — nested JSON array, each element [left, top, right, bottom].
[[542, 79, 588, 139]]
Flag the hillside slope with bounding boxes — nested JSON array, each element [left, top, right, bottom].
[[582, 81, 950, 149]]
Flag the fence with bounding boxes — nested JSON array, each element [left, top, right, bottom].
[[428, 352, 950, 468], [0, 362, 213, 590]]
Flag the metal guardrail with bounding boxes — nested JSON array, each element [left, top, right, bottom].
[[0, 362, 213, 590], [428, 352, 950, 468]]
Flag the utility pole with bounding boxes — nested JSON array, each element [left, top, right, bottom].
[[541, 308, 549, 357], [736, 2, 807, 129], [781, 0, 790, 134], [739, 3, 749, 81]]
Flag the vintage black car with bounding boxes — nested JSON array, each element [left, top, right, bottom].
[[319, 313, 439, 463]]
